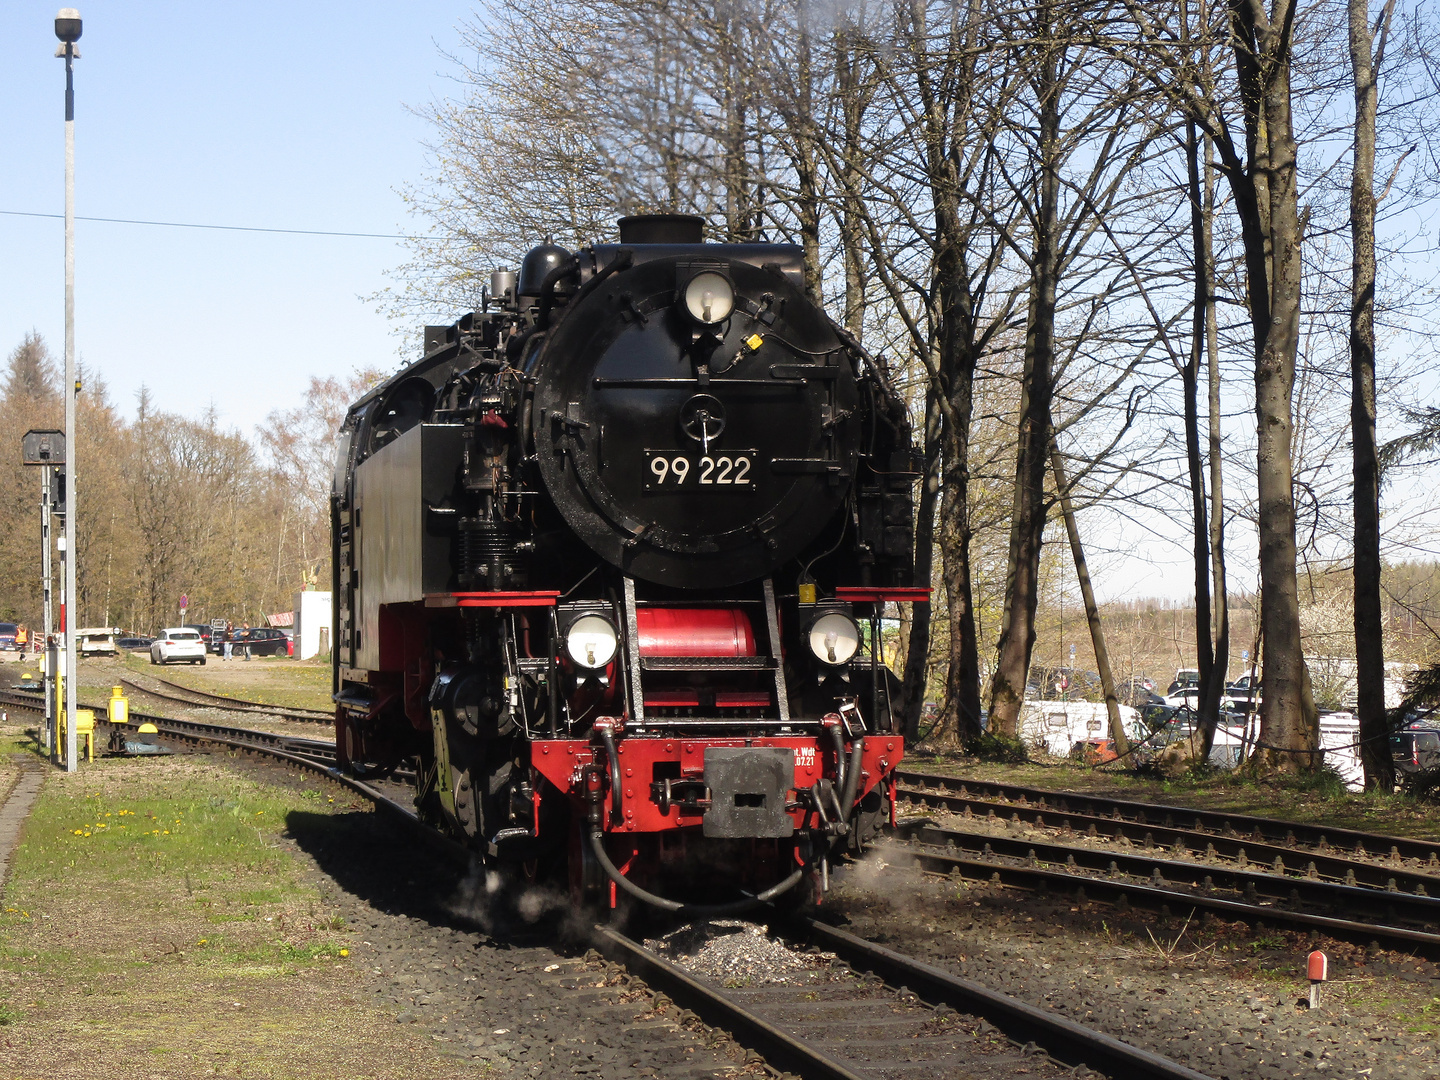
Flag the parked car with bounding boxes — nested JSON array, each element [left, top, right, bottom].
[[1117, 677, 1165, 708], [1224, 675, 1262, 711], [150, 627, 207, 665], [183, 623, 219, 651], [1165, 669, 1201, 702], [77, 627, 120, 657], [0, 623, 19, 653], [116, 636, 154, 651], [1392, 724, 1440, 776], [231, 627, 291, 657]]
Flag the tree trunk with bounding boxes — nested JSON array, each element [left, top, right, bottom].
[[1226, 0, 1318, 771], [940, 388, 983, 743], [1206, 135, 1231, 740], [988, 49, 1060, 740], [902, 389, 943, 740], [1350, 0, 1395, 791], [1183, 114, 1221, 759], [1051, 445, 1131, 758]]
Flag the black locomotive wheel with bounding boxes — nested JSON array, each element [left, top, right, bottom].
[[448, 732, 515, 846]]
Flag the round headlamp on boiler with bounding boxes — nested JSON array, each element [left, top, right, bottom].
[[680, 270, 735, 327]]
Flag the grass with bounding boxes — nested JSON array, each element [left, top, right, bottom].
[[906, 750, 1440, 842], [120, 649, 333, 711], [0, 734, 447, 1078]]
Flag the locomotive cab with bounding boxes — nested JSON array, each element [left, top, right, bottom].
[[332, 215, 921, 913]]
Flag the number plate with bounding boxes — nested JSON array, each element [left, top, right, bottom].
[[644, 450, 757, 491]]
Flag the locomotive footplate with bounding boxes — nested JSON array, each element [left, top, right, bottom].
[[701, 747, 795, 839]]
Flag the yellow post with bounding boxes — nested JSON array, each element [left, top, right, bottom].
[[74, 709, 94, 763], [109, 685, 128, 726]]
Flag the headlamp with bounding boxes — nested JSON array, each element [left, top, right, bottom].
[[682, 271, 735, 325], [565, 613, 618, 669], [807, 612, 860, 666]]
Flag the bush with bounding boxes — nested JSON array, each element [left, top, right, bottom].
[[1400, 768, 1440, 803], [963, 731, 1029, 763]]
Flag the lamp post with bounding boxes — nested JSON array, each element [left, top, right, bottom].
[[55, 8, 81, 774]]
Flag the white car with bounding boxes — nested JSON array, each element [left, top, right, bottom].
[[150, 627, 207, 666], [78, 627, 119, 657]]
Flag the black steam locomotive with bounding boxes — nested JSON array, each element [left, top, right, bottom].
[[331, 214, 921, 911]]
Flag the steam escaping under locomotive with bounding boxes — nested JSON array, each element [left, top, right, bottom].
[[331, 214, 922, 912]]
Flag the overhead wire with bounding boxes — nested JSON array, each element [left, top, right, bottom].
[[0, 209, 404, 239]]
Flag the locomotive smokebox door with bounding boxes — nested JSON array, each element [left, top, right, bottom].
[[702, 748, 795, 839]]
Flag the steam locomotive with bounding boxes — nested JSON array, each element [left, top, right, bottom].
[[331, 214, 922, 912]]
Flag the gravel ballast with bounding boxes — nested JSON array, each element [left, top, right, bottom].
[[825, 849, 1440, 1079]]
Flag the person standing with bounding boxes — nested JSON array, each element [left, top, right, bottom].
[[223, 621, 233, 661], [241, 624, 252, 661]]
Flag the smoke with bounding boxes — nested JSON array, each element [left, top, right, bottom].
[[446, 864, 588, 941]]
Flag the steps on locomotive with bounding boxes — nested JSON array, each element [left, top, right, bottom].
[[623, 576, 791, 725]]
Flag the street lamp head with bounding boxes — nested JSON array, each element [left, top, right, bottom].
[[54, 9, 82, 44]]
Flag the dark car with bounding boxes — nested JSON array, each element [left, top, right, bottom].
[[1392, 725, 1440, 776], [1224, 676, 1262, 710], [183, 623, 218, 650], [117, 636, 154, 651], [0, 623, 18, 652], [1118, 677, 1165, 708], [232, 627, 290, 657]]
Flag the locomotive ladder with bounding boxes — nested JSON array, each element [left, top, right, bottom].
[[622, 577, 791, 729]]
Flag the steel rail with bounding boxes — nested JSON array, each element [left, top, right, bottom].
[[0, 687, 900, 1079], [589, 926, 868, 1080], [790, 919, 1216, 1080], [0, 689, 335, 762], [897, 820, 1440, 929], [893, 843, 1440, 959], [119, 675, 332, 722], [896, 780, 1440, 895], [4, 687, 1228, 1078], [897, 770, 1440, 864]]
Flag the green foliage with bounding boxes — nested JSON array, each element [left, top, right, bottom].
[[963, 732, 1029, 763], [1399, 768, 1440, 803]]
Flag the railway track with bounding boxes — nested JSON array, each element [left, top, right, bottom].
[[896, 769, 1440, 862], [1, 690, 1221, 1079], [892, 820, 1440, 959], [896, 769, 1440, 893], [118, 674, 332, 723]]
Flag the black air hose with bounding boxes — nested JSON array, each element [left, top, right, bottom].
[[587, 828, 805, 916], [596, 724, 623, 822], [838, 736, 865, 825], [826, 722, 847, 800]]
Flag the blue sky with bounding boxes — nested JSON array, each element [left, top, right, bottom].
[[0, 2, 472, 431]]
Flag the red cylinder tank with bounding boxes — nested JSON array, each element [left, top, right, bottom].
[[635, 608, 756, 657]]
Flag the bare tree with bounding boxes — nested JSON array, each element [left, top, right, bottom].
[[1348, 0, 1398, 790]]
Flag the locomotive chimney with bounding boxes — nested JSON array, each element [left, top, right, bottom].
[[617, 214, 705, 245]]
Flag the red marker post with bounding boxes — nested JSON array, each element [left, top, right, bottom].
[[1307, 950, 1328, 1008]]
